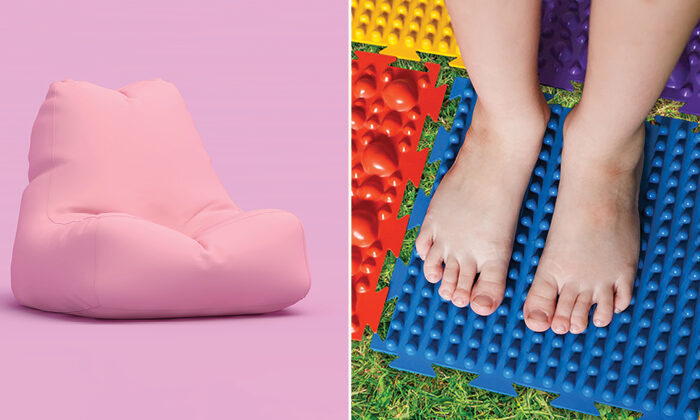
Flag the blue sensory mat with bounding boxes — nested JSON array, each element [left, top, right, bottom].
[[370, 77, 700, 419]]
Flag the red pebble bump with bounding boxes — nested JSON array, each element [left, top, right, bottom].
[[353, 75, 376, 98], [380, 111, 402, 136], [351, 106, 365, 129], [361, 138, 398, 176], [351, 209, 378, 247], [382, 78, 418, 112]]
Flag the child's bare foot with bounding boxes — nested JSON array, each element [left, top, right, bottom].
[[415, 98, 550, 315], [523, 106, 642, 334]]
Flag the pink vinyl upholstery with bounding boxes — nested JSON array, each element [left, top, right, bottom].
[[11, 79, 310, 318]]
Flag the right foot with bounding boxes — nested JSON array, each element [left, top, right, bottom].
[[415, 98, 550, 315]]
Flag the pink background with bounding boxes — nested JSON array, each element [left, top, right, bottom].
[[0, 1, 348, 419]]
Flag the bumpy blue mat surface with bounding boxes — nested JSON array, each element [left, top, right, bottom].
[[371, 77, 700, 419]]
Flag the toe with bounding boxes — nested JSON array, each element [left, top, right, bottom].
[[469, 260, 507, 316], [613, 278, 633, 314], [439, 259, 459, 301], [422, 244, 444, 284], [551, 286, 577, 335], [569, 291, 593, 334], [451, 258, 476, 308], [415, 227, 433, 261], [593, 287, 615, 327], [524, 271, 558, 332]]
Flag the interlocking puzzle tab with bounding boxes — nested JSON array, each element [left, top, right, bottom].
[[371, 77, 700, 419], [352, 0, 700, 115], [351, 51, 445, 340]]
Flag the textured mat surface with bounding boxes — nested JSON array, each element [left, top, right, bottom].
[[351, 0, 463, 67], [351, 0, 700, 115], [371, 77, 700, 419], [351, 51, 446, 340], [538, 0, 700, 116]]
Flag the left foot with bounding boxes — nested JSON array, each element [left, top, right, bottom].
[[523, 106, 642, 334]]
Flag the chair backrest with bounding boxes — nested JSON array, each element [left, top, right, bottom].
[[28, 79, 238, 231]]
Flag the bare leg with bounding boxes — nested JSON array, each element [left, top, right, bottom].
[[416, 0, 549, 315], [524, 1, 700, 334]]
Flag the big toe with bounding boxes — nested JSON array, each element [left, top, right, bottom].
[[468, 261, 507, 316], [524, 271, 558, 332]]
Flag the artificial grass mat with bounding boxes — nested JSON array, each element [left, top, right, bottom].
[[351, 42, 700, 420]]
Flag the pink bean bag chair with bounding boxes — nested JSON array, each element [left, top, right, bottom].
[[11, 79, 311, 318]]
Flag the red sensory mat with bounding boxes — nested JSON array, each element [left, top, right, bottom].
[[351, 51, 445, 340]]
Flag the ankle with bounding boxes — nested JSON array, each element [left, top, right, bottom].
[[467, 95, 551, 155], [473, 93, 550, 130], [562, 106, 645, 176]]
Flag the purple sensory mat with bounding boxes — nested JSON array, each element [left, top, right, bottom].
[[538, 0, 700, 116]]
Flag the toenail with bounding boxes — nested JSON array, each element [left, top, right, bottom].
[[527, 309, 548, 324], [472, 295, 493, 309], [453, 296, 466, 306], [553, 324, 565, 334], [438, 289, 451, 300]]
